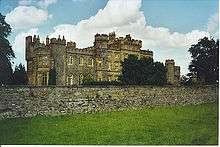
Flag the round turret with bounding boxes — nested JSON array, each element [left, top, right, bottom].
[[165, 59, 175, 85], [46, 36, 50, 45], [109, 32, 116, 41], [94, 33, 108, 49]]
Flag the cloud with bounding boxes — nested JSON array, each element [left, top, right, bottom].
[[50, 0, 209, 50], [49, 0, 210, 75], [12, 28, 39, 67], [207, 12, 219, 38], [18, 0, 57, 8], [5, 6, 50, 30], [37, 0, 57, 9], [18, 0, 32, 6]]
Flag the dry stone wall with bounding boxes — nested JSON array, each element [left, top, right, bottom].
[[0, 85, 218, 119]]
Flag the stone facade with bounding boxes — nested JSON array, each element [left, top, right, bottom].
[[26, 32, 180, 86], [165, 59, 180, 85], [0, 85, 217, 119]]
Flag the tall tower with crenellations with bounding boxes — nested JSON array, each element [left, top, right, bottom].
[[165, 59, 180, 85]]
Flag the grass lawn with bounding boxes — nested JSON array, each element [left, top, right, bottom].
[[0, 102, 218, 145]]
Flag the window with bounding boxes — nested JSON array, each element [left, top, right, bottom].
[[67, 75, 73, 85], [42, 73, 47, 85], [68, 56, 73, 65], [97, 60, 102, 68], [115, 54, 119, 59], [41, 56, 48, 66], [108, 76, 111, 81], [79, 57, 84, 66], [114, 62, 121, 71], [97, 72, 102, 81], [88, 58, 94, 67], [108, 62, 111, 70], [79, 74, 84, 84]]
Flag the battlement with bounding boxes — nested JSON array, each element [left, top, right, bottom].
[[109, 32, 116, 41], [140, 50, 153, 55], [79, 47, 94, 54], [50, 35, 66, 45], [131, 39, 142, 47], [34, 42, 46, 49], [26, 35, 67, 47], [26, 35, 40, 47], [174, 66, 180, 70], [67, 41, 76, 48], [165, 59, 175, 64], [95, 33, 108, 41]]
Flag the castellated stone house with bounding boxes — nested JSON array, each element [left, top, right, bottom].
[[25, 32, 180, 86]]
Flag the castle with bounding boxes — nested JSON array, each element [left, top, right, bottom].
[[25, 32, 180, 86]]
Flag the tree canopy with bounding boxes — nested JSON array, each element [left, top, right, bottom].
[[0, 13, 15, 85], [119, 55, 166, 85], [188, 37, 219, 84], [13, 63, 28, 85]]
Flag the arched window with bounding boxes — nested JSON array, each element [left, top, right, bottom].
[[79, 74, 84, 84], [97, 72, 102, 81], [68, 56, 73, 65], [88, 58, 94, 67], [42, 73, 47, 85], [79, 57, 84, 66], [67, 75, 73, 85], [108, 62, 111, 70]]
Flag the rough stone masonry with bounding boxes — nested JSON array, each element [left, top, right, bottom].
[[0, 85, 218, 119]]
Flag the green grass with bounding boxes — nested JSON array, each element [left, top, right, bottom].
[[0, 102, 218, 145]]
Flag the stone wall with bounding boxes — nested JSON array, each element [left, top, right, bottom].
[[0, 85, 218, 119]]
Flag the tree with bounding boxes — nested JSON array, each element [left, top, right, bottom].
[[120, 55, 166, 85], [120, 55, 140, 85], [188, 37, 219, 84], [0, 13, 15, 85], [150, 61, 167, 85], [13, 64, 28, 85], [48, 68, 56, 85], [180, 75, 192, 86]]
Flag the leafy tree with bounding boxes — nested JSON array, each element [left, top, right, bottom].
[[120, 55, 166, 85], [48, 68, 56, 85], [150, 61, 167, 85], [13, 63, 28, 85], [120, 55, 140, 85], [188, 37, 219, 84], [0, 13, 15, 85], [180, 75, 192, 86]]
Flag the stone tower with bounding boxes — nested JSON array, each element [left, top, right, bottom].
[[165, 59, 180, 85], [49, 36, 67, 85], [94, 33, 109, 81]]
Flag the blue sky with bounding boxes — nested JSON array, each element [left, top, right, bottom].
[[0, 0, 219, 75]]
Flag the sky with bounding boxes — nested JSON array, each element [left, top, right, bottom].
[[0, 0, 219, 75]]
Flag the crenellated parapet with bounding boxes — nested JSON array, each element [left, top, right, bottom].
[[140, 50, 153, 58], [93, 32, 143, 51], [67, 41, 76, 48], [50, 35, 66, 45]]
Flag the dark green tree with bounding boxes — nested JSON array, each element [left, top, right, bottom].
[[48, 68, 56, 85], [188, 37, 219, 84], [13, 63, 27, 85], [120, 55, 140, 85], [150, 61, 167, 85], [180, 75, 192, 86], [120, 54, 166, 85], [0, 13, 15, 85]]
